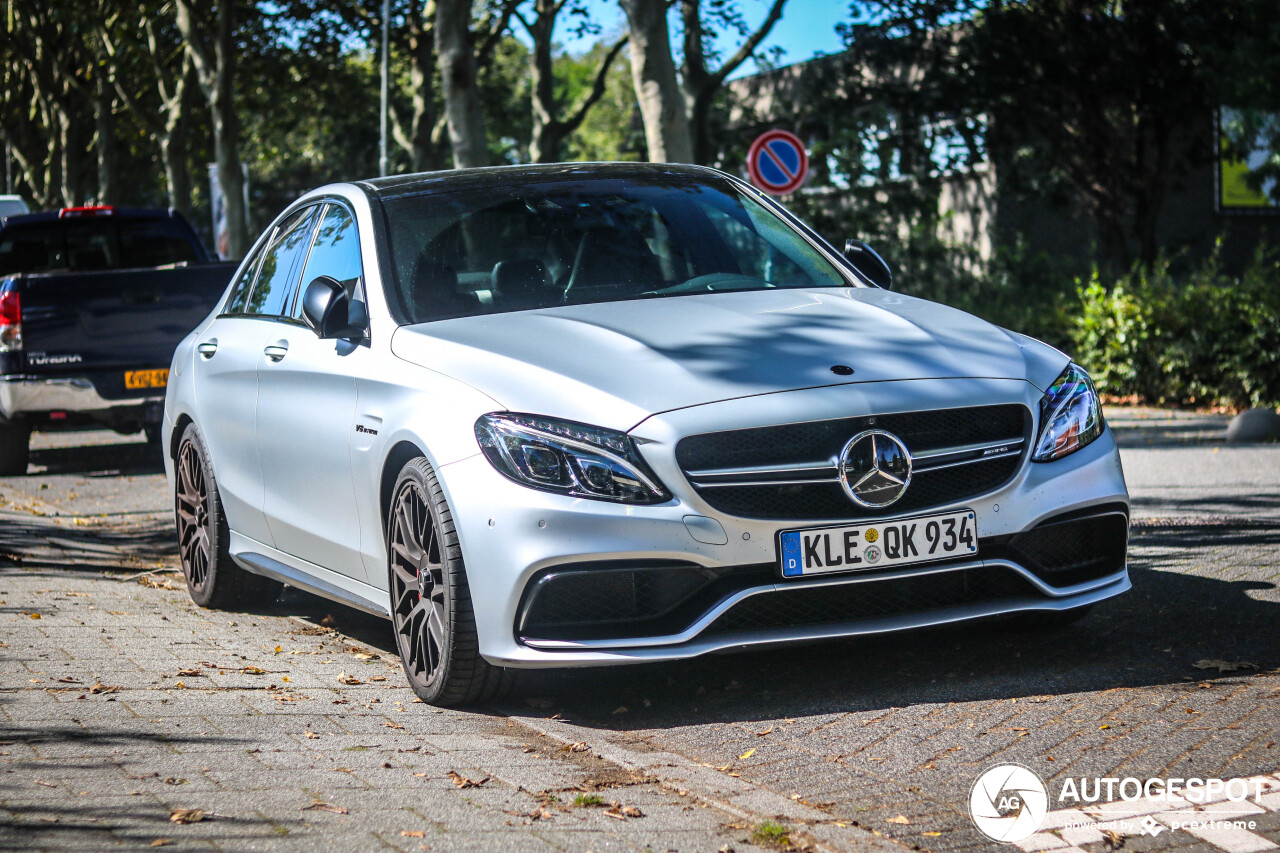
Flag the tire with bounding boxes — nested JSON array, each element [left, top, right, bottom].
[[0, 421, 30, 477], [387, 457, 514, 707], [174, 424, 280, 609]]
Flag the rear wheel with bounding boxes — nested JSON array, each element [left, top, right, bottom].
[[0, 421, 30, 476], [387, 457, 513, 706], [175, 424, 280, 609]]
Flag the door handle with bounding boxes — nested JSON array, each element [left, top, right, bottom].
[[263, 341, 289, 362], [197, 339, 218, 358]]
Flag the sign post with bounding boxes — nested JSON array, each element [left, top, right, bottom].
[[746, 129, 809, 196]]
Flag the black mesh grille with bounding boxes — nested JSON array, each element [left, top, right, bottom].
[[999, 510, 1129, 587], [677, 404, 1030, 521], [519, 561, 774, 642], [705, 566, 1035, 635]]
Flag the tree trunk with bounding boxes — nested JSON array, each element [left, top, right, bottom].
[[435, 0, 488, 169], [94, 79, 116, 205], [176, 0, 249, 257], [620, 0, 692, 164]]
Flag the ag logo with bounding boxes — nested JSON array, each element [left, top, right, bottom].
[[969, 764, 1048, 843]]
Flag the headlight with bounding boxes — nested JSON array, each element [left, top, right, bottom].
[[475, 413, 671, 504], [1032, 363, 1103, 462]]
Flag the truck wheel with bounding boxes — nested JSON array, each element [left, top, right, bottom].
[[387, 456, 514, 706], [175, 424, 280, 609], [0, 422, 31, 476]]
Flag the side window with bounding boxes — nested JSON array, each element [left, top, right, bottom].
[[293, 204, 362, 317], [224, 244, 267, 314], [245, 207, 319, 317]]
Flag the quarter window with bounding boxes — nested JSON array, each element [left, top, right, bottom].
[[243, 206, 319, 317]]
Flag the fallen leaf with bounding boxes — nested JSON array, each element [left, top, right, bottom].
[[169, 808, 206, 824], [89, 682, 119, 694], [447, 771, 488, 789], [755, 726, 773, 737], [302, 802, 348, 814], [1193, 659, 1258, 673], [1101, 828, 1125, 849], [618, 805, 643, 817], [738, 748, 755, 760], [564, 742, 589, 753], [887, 815, 911, 824], [150, 840, 172, 847], [304, 731, 320, 739], [922, 831, 942, 837], [401, 830, 425, 838], [240, 666, 266, 675], [355, 652, 379, 660], [176, 669, 202, 677], [34, 780, 57, 788], [413, 772, 428, 778], [274, 646, 282, 654], [55, 677, 81, 684], [30, 613, 41, 620], [337, 671, 361, 685], [612, 705, 629, 714], [163, 778, 187, 785], [385, 722, 404, 730]]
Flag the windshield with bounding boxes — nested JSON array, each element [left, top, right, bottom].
[[381, 173, 853, 323]]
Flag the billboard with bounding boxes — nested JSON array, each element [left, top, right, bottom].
[[1218, 107, 1280, 212]]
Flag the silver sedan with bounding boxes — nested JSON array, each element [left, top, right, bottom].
[[163, 163, 1129, 706]]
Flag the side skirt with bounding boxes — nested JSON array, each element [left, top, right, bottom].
[[229, 532, 392, 619]]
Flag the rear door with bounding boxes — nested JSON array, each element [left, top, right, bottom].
[[255, 202, 370, 581], [191, 207, 316, 546]]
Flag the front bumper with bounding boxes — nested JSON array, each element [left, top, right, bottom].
[[436, 378, 1130, 669]]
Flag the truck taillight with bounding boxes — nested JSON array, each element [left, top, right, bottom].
[[0, 289, 22, 352]]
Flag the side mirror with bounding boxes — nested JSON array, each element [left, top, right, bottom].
[[843, 239, 893, 289], [301, 276, 366, 339]]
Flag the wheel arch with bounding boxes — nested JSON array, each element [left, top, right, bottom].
[[170, 412, 195, 462], [380, 440, 427, 533]]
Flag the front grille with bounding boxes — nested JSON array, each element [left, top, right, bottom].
[[676, 404, 1030, 521], [987, 507, 1129, 587], [705, 565, 1036, 635], [518, 560, 773, 642]]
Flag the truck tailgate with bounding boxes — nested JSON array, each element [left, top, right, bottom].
[[16, 262, 236, 380]]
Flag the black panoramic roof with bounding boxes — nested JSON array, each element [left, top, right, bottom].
[[357, 161, 736, 201]]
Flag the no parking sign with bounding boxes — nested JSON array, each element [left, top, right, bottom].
[[746, 129, 809, 196]]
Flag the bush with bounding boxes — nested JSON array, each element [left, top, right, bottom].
[[1072, 246, 1280, 409]]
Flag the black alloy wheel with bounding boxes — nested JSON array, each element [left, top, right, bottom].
[[388, 457, 513, 706], [175, 423, 279, 609]]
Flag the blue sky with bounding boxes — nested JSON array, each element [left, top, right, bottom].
[[551, 0, 850, 79]]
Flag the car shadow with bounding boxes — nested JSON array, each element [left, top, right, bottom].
[[485, 520, 1280, 726], [25, 439, 164, 477]]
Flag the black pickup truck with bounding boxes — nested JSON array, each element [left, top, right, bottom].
[[0, 206, 236, 475]]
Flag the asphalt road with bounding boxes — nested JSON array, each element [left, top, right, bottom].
[[2, 408, 1278, 852]]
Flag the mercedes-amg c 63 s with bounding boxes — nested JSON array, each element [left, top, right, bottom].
[[163, 163, 1129, 706]]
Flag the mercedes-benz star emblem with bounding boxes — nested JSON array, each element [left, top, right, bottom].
[[839, 429, 913, 508]]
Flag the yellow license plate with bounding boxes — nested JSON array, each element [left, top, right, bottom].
[[125, 369, 169, 390]]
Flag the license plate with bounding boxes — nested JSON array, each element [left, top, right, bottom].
[[124, 368, 169, 390], [779, 509, 977, 578]]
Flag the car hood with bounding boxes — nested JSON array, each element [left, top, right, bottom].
[[390, 287, 1068, 431]]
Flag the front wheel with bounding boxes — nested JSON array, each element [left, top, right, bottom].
[[387, 457, 513, 706], [175, 424, 279, 609]]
